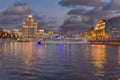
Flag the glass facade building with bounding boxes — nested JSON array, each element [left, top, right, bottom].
[[105, 17, 120, 41]]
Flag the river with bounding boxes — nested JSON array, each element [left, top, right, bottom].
[[0, 42, 120, 80]]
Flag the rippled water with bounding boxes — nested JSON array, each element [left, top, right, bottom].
[[0, 42, 120, 80]]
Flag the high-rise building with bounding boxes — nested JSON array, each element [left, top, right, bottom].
[[95, 19, 106, 41], [105, 17, 120, 41], [81, 17, 120, 41], [22, 14, 37, 38]]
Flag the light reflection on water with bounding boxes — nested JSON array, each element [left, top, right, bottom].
[[0, 42, 120, 80], [91, 45, 106, 77]]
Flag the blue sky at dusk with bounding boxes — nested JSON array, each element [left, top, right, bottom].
[[0, 0, 69, 18], [0, 0, 71, 32], [0, 0, 119, 33]]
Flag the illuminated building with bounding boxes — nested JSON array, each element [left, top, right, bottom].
[[83, 19, 108, 41], [0, 27, 3, 32], [13, 29, 19, 34], [81, 17, 120, 41], [39, 29, 44, 34], [38, 29, 45, 38], [95, 19, 106, 41], [0, 27, 3, 38], [89, 27, 96, 41], [48, 31, 54, 38], [22, 14, 37, 38]]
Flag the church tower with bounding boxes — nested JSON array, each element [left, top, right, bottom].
[[22, 14, 37, 38]]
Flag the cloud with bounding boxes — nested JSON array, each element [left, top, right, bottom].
[[0, 2, 44, 24], [59, 0, 120, 33], [59, 7, 103, 33], [59, 15, 89, 33], [106, 0, 120, 10], [59, 0, 107, 7], [3, 2, 30, 15], [0, 2, 32, 24], [0, 2, 59, 32], [39, 18, 60, 33], [67, 7, 87, 15]]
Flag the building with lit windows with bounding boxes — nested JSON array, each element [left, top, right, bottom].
[[0, 27, 3, 38], [89, 27, 96, 41], [48, 31, 54, 38], [81, 17, 120, 41], [95, 19, 106, 41], [105, 17, 120, 41], [38, 29, 45, 38], [22, 14, 37, 38], [13, 29, 19, 34]]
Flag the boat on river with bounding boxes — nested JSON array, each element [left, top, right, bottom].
[[37, 41, 42, 45]]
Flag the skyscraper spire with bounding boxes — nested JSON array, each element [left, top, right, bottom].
[[22, 10, 37, 38], [30, 8, 32, 15], [28, 9, 32, 18]]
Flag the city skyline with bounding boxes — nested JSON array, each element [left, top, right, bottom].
[[0, 0, 120, 33], [0, 1, 120, 80]]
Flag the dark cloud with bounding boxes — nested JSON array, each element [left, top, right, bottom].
[[39, 19, 59, 33], [59, 7, 103, 33], [68, 7, 111, 19], [59, 15, 90, 33], [60, 23, 89, 33], [68, 8, 87, 15], [0, 2, 33, 24], [105, 0, 120, 10], [59, 0, 107, 7], [59, 0, 120, 33], [2, 2, 31, 16]]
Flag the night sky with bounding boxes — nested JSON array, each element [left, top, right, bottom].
[[0, 0, 119, 33]]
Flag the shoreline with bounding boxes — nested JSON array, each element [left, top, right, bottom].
[[41, 41, 90, 45], [1, 39, 120, 46], [90, 41, 120, 46]]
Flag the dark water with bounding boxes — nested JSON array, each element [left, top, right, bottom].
[[0, 42, 120, 80]]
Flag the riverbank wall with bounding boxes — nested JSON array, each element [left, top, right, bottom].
[[90, 41, 120, 46], [42, 41, 90, 45]]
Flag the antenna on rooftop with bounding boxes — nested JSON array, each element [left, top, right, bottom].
[[30, 8, 32, 14]]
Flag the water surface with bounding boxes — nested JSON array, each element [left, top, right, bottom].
[[0, 42, 120, 80]]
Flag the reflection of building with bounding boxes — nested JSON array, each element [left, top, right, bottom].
[[91, 45, 106, 76], [22, 14, 37, 38], [21, 42, 34, 68]]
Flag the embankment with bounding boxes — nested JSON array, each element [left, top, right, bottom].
[[90, 41, 120, 46]]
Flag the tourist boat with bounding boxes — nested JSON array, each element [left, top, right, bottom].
[[37, 41, 42, 45]]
